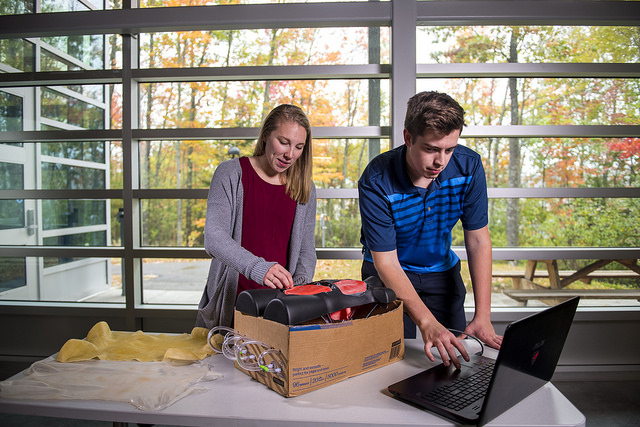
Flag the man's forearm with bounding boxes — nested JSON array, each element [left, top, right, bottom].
[[465, 226, 493, 321]]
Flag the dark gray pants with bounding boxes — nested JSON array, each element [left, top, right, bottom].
[[361, 260, 467, 339]]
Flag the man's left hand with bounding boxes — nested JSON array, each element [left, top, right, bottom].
[[464, 319, 503, 350]]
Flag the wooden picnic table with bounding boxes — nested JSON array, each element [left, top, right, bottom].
[[495, 259, 640, 306]]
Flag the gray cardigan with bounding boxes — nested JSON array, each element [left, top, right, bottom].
[[196, 158, 317, 329]]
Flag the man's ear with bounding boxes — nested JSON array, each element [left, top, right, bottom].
[[403, 129, 412, 147]]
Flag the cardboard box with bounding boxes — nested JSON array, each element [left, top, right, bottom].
[[233, 300, 404, 397]]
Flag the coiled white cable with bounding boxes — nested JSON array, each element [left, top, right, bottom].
[[208, 326, 285, 375]]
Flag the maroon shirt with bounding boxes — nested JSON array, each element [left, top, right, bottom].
[[237, 156, 296, 295]]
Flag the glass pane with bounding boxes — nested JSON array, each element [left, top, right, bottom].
[[0, 161, 23, 190], [110, 141, 123, 189], [417, 78, 639, 126], [139, 27, 389, 68], [1, 198, 117, 246], [108, 84, 122, 129], [39, 140, 119, 190], [43, 229, 107, 247], [0, 0, 33, 15], [41, 88, 106, 129], [315, 198, 361, 248], [313, 259, 362, 282], [0, 257, 120, 303], [41, 35, 106, 70], [460, 137, 640, 189], [41, 163, 106, 189], [0, 0, 106, 13], [0, 162, 25, 230], [46, 80, 105, 104], [76, 258, 123, 303], [0, 257, 26, 293], [418, 26, 640, 64], [40, 0, 96, 13], [482, 198, 640, 248], [111, 201, 123, 246], [0, 39, 34, 71], [41, 141, 106, 163], [140, 140, 224, 190], [141, 258, 206, 305], [42, 200, 107, 230], [139, 80, 389, 128], [314, 138, 390, 189], [0, 91, 23, 132], [0, 199, 25, 230], [141, 199, 207, 247]]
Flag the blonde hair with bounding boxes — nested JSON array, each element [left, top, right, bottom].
[[253, 104, 313, 204]]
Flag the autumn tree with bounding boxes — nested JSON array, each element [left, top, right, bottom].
[[130, 4, 382, 247], [420, 25, 639, 257]]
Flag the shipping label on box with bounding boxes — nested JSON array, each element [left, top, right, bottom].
[[233, 300, 404, 397]]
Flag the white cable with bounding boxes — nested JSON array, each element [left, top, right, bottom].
[[207, 326, 235, 353], [208, 327, 285, 375]]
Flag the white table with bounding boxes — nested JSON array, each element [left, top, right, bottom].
[[0, 339, 585, 427]]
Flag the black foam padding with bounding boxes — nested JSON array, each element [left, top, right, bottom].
[[235, 288, 281, 316], [236, 279, 396, 325], [263, 295, 330, 325]]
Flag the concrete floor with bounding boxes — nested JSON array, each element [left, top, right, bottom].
[[554, 380, 640, 427]]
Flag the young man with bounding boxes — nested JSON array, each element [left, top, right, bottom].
[[358, 91, 502, 369]]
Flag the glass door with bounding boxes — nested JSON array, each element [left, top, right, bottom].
[[0, 89, 39, 300]]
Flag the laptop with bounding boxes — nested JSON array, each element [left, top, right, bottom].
[[388, 296, 579, 426]]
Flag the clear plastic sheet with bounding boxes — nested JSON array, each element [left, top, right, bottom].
[[0, 356, 223, 411]]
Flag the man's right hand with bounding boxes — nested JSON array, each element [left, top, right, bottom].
[[420, 320, 470, 370], [369, 250, 471, 369]]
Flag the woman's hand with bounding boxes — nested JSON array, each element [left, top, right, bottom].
[[263, 264, 294, 289]]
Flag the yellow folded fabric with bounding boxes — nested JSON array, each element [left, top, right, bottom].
[[56, 321, 214, 363]]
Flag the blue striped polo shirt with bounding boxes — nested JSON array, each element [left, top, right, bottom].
[[358, 144, 488, 274]]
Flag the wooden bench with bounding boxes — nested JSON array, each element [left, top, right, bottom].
[[493, 259, 640, 289], [493, 269, 639, 286], [494, 259, 640, 305], [504, 288, 640, 306]]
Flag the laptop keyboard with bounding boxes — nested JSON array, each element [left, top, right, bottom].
[[420, 358, 495, 411]]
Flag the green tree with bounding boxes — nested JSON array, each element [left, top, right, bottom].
[[422, 25, 639, 260]]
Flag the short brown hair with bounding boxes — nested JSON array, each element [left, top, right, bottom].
[[253, 104, 313, 204], [404, 91, 465, 139]]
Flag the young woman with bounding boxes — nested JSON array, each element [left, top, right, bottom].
[[196, 104, 317, 329]]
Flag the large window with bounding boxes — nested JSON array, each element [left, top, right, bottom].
[[1, 0, 111, 302], [1, 1, 638, 313]]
